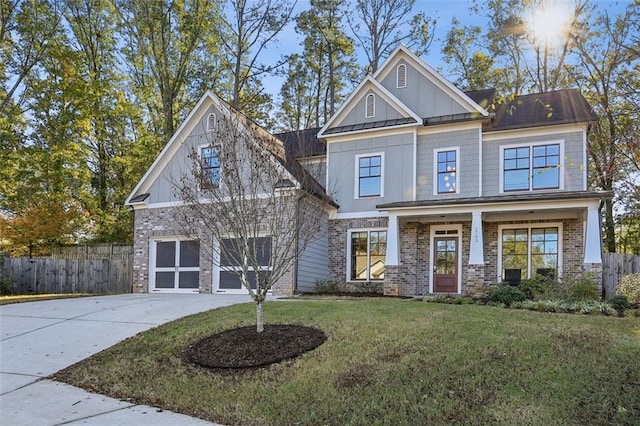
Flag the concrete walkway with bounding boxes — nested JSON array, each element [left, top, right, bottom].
[[0, 293, 252, 425]]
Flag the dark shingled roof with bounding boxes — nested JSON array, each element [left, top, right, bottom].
[[274, 127, 325, 158], [464, 88, 498, 110], [487, 89, 598, 131]]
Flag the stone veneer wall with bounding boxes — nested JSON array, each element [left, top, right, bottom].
[[133, 206, 295, 296]]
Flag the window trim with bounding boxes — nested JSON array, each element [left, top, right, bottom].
[[198, 144, 221, 189], [206, 113, 217, 132], [355, 152, 384, 199], [499, 140, 564, 193], [396, 64, 407, 88], [346, 227, 387, 283], [365, 93, 375, 118], [497, 222, 563, 283], [433, 147, 460, 195]]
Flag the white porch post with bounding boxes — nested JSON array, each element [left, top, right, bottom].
[[386, 214, 400, 265], [469, 210, 485, 265], [584, 202, 603, 264]]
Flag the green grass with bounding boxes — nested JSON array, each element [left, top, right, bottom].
[[54, 299, 640, 425], [0, 293, 94, 305]]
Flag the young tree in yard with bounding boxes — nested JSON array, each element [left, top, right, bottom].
[[174, 111, 335, 332]]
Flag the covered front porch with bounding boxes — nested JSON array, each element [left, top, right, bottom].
[[379, 192, 608, 296]]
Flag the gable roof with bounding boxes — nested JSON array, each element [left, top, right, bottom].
[[274, 127, 325, 158], [317, 75, 421, 138], [125, 91, 336, 207], [487, 89, 598, 131]]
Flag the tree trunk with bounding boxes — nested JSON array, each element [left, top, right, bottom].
[[256, 301, 264, 333]]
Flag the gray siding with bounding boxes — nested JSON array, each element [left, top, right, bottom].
[[147, 105, 222, 204], [296, 214, 329, 292], [300, 157, 326, 188], [416, 129, 480, 200], [380, 59, 468, 118], [327, 133, 414, 213], [338, 89, 404, 127], [482, 131, 586, 196]]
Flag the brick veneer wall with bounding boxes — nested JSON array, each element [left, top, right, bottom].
[[133, 206, 294, 295]]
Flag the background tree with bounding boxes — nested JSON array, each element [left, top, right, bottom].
[[175, 113, 334, 331], [348, 0, 436, 74]]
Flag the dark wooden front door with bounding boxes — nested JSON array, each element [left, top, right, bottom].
[[433, 237, 458, 293]]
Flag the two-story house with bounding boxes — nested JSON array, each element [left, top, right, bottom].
[[126, 45, 609, 297]]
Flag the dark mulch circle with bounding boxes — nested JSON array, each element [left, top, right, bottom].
[[186, 324, 327, 369]]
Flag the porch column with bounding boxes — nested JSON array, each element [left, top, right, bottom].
[[584, 202, 602, 264], [469, 210, 484, 265], [386, 214, 400, 265]]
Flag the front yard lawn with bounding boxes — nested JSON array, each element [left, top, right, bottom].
[[54, 299, 640, 425]]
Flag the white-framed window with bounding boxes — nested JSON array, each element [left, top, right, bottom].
[[396, 64, 407, 88], [199, 145, 220, 188], [206, 113, 217, 131], [500, 141, 563, 192], [434, 147, 459, 194], [497, 223, 562, 283], [215, 236, 272, 292], [347, 228, 387, 281], [365, 93, 375, 118], [355, 153, 384, 198]]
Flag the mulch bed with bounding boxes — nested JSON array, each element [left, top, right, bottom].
[[186, 324, 327, 369]]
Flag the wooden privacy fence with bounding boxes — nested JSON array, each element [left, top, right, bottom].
[[1, 256, 133, 295], [602, 253, 640, 298]]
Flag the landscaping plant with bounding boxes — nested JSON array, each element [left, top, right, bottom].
[[617, 273, 640, 304]]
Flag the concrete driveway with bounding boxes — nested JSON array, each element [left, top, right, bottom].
[[0, 293, 252, 425]]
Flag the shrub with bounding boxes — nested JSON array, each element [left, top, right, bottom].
[[617, 273, 640, 304], [0, 270, 14, 296], [559, 273, 599, 301], [608, 295, 629, 316], [314, 280, 340, 294], [488, 285, 526, 307], [353, 281, 383, 295], [518, 275, 557, 300]]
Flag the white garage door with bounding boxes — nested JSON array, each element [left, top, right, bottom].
[[215, 237, 271, 293], [150, 239, 200, 293]]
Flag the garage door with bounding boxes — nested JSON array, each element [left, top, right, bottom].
[[215, 237, 271, 293], [150, 239, 200, 292]]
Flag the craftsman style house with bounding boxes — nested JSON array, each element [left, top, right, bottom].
[[126, 45, 609, 296]]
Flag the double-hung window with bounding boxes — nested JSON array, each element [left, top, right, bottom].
[[436, 149, 458, 194], [200, 146, 220, 188], [349, 229, 387, 281], [357, 154, 382, 197], [500, 225, 560, 282], [503, 143, 561, 191]]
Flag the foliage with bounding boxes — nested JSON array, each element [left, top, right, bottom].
[[314, 279, 340, 294], [557, 273, 599, 301], [617, 273, 640, 304], [488, 285, 526, 306], [608, 295, 629, 316], [54, 300, 640, 425], [517, 275, 556, 300], [0, 270, 14, 296]]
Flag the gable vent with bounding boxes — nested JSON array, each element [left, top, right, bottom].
[[365, 93, 375, 118], [206, 113, 217, 131], [397, 64, 407, 88]]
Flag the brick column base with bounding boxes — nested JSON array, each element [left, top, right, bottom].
[[384, 265, 401, 296], [466, 265, 486, 295], [583, 262, 603, 297]]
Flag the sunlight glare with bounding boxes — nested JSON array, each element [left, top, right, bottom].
[[526, 1, 574, 47]]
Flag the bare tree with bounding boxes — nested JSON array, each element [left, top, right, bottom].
[[174, 110, 335, 332]]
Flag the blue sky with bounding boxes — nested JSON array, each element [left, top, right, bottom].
[[264, 0, 631, 102]]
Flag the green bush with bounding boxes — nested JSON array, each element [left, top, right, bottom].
[[0, 270, 14, 296], [518, 275, 557, 300], [617, 273, 640, 304], [353, 281, 383, 295], [488, 285, 526, 307], [314, 280, 340, 294], [608, 295, 629, 316], [559, 273, 599, 301]]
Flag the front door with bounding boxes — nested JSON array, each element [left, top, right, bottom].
[[433, 236, 458, 293], [151, 239, 200, 292]]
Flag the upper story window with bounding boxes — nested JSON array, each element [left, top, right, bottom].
[[503, 142, 561, 192], [436, 149, 458, 194], [396, 64, 407, 88], [206, 113, 217, 132], [365, 93, 375, 118], [357, 154, 383, 198], [200, 146, 220, 188]]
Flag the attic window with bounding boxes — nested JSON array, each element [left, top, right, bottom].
[[206, 113, 217, 132], [365, 93, 375, 118], [396, 64, 407, 88]]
